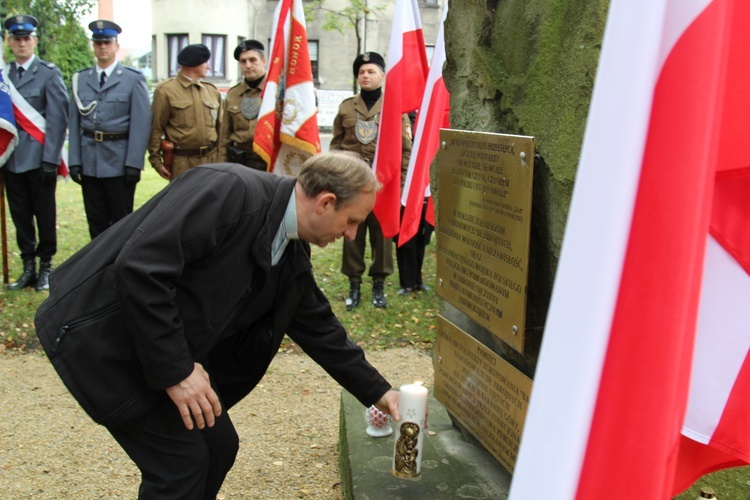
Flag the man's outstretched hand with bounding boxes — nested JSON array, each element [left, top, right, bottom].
[[166, 362, 222, 430]]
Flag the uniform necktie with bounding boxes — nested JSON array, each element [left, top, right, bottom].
[[99, 71, 106, 88], [17, 66, 24, 80]]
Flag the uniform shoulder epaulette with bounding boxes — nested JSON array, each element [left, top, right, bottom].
[[38, 60, 57, 70], [341, 95, 356, 103], [123, 66, 142, 74], [202, 80, 218, 89], [228, 80, 244, 91]]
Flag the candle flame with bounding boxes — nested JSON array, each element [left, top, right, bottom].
[[414, 381, 424, 387]]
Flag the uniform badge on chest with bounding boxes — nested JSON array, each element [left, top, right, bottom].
[[241, 96, 262, 120], [355, 118, 378, 145]]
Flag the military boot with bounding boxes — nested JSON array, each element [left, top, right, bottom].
[[6, 258, 37, 291], [372, 281, 387, 309], [345, 281, 361, 311], [35, 259, 52, 292]]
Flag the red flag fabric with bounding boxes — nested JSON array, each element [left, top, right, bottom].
[[0, 71, 19, 166], [509, 0, 750, 498], [253, 0, 320, 176], [398, 3, 449, 246], [372, 0, 429, 238]]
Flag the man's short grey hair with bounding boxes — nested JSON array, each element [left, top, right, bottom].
[[297, 151, 381, 208]]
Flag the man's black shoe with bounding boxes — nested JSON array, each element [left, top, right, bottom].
[[372, 281, 387, 309], [35, 259, 52, 292], [6, 259, 37, 291], [346, 281, 361, 310], [416, 283, 431, 292], [397, 288, 413, 296]]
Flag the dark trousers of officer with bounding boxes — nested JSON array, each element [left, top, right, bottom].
[[81, 175, 136, 239], [342, 211, 393, 283], [3, 169, 56, 260], [107, 394, 239, 500], [396, 200, 434, 290]]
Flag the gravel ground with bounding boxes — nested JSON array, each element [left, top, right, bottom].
[[0, 347, 434, 499]]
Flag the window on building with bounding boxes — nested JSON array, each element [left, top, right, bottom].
[[202, 34, 226, 79], [167, 34, 189, 77], [237, 36, 245, 80], [308, 39, 319, 85]]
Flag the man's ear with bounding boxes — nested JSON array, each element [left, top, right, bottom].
[[315, 192, 337, 214]]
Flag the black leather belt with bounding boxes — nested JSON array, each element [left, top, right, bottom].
[[173, 141, 218, 156], [83, 128, 129, 142], [230, 141, 253, 150]]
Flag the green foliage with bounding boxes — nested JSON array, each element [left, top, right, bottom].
[[3, 0, 94, 83]]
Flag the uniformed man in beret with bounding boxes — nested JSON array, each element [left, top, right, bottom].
[[148, 43, 222, 180], [218, 39, 268, 171], [330, 52, 413, 310], [68, 20, 152, 239], [2, 15, 68, 291]]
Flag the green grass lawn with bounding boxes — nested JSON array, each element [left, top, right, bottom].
[[0, 167, 439, 353]]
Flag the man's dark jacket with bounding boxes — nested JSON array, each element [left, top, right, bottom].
[[35, 164, 391, 426]]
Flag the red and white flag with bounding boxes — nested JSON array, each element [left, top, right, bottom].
[[398, 2, 450, 245], [372, 0, 429, 238], [509, 1, 750, 499], [253, 0, 320, 176]]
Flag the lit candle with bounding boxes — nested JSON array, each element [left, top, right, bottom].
[[392, 381, 428, 478]]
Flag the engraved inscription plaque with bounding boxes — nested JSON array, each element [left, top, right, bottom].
[[436, 130, 534, 352], [433, 315, 532, 473]]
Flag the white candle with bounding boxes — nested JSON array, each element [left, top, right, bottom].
[[392, 381, 428, 478]]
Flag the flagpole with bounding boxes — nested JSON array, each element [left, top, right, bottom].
[[0, 169, 9, 285]]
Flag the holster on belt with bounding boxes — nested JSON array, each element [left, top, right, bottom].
[[160, 139, 175, 173]]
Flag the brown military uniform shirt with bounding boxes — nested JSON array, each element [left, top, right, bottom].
[[148, 71, 222, 179], [329, 93, 412, 173], [218, 77, 265, 163]]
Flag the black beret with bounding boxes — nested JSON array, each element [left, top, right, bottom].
[[353, 52, 385, 77], [177, 44, 211, 67], [4, 14, 38, 37], [234, 39, 265, 61], [88, 20, 122, 41]]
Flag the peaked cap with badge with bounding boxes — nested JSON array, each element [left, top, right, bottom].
[[4, 14, 38, 37], [89, 20, 122, 41]]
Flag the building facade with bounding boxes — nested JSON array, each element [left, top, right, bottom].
[[150, 0, 445, 92]]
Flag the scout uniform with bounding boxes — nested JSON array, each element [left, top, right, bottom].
[[148, 44, 221, 180], [329, 52, 413, 310], [68, 20, 152, 239], [218, 39, 268, 171]]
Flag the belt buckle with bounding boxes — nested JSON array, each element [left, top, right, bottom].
[[94, 131, 105, 142], [199, 145, 209, 155]]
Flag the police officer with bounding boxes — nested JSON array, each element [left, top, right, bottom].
[[218, 39, 268, 171], [148, 44, 222, 181], [2, 15, 68, 291], [330, 52, 413, 310], [68, 20, 151, 240]]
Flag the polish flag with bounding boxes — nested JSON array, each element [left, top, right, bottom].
[[398, 2, 450, 246], [253, 0, 321, 176], [509, 1, 750, 499], [372, 0, 429, 238]]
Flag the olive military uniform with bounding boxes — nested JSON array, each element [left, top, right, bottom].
[[218, 77, 267, 171], [148, 72, 222, 180], [330, 93, 412, 288]]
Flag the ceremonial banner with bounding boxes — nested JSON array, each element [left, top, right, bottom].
[[254, 0, 320, 176], [0, 71, 19, 166]]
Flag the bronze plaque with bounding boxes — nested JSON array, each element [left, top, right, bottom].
[[436, 130, 534, 352], [433, 315, 532, 473]]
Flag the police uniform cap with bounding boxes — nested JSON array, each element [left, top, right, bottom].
[[353, 52, 385, 77], [4, 15, 39, 37], [177, 44, 211, 67], [89, 20, 122, 41], [234, 39, 265, 61]]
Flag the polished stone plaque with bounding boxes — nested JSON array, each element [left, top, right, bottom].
[[433, 315, 532, 473], [436, 130, 534, 352]]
